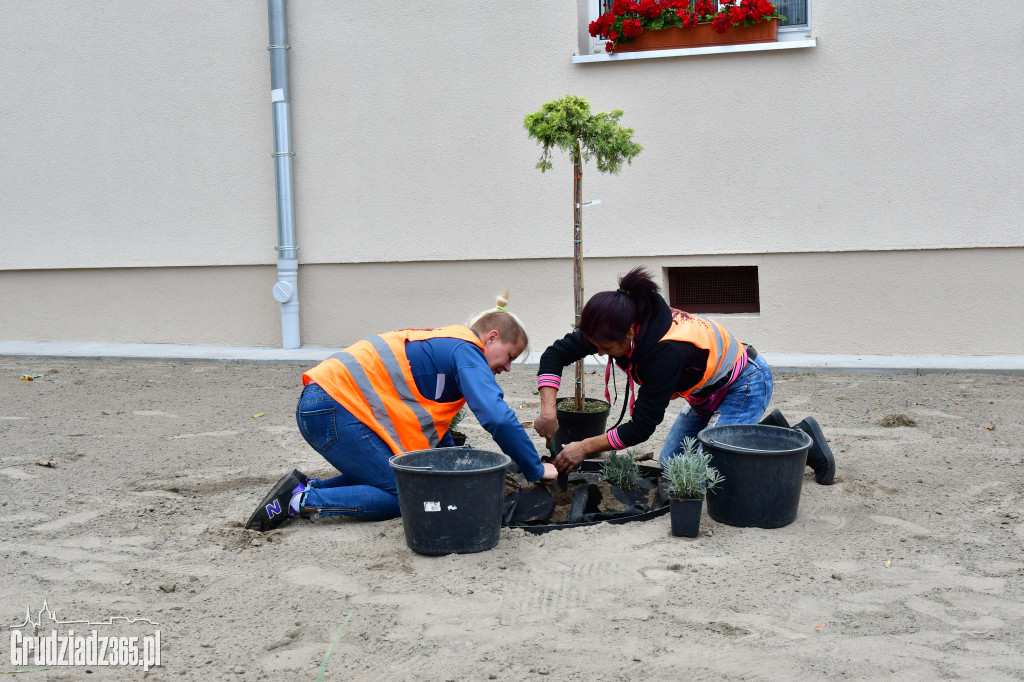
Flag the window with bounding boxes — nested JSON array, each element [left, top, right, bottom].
[[667, 266, 760, 314], [581, 0, 813, 60], [776, 0, 810, 29]]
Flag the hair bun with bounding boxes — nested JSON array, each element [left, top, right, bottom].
[[495, 290, 510, 311]]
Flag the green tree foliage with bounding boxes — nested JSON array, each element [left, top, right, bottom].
[[524, 95, 642, 174]]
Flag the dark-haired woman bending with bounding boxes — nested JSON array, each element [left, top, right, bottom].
[[534, 266, 834, 485]]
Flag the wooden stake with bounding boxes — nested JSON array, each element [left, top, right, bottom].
[[573, 143, 584, 412]]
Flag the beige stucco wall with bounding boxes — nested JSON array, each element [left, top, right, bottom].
[[2, 248, 1019, 356], [1, 2, 1021, 354], [3, 3, 274, 270]]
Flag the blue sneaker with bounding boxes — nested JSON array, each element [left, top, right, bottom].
[[246, 469, 308, 531]]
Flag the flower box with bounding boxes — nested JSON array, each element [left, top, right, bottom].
[[612, 17, 779, 53], [590, 0, 785, 55]]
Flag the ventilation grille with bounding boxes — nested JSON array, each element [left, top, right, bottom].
[[668, 266, 760, 313]]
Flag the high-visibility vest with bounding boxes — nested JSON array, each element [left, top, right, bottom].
[[646, 310, 744, 400], [302, 326, 485, 455]]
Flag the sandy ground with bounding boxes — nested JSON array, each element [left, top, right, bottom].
[[1, 357, 1023, 681]]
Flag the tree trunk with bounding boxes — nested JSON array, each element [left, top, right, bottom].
[[573, 143, 584, 411]]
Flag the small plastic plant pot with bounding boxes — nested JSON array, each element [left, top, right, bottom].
[[669, 497, 703, 537]]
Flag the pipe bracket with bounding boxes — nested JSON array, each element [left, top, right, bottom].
[[267, 44, 291, 50]]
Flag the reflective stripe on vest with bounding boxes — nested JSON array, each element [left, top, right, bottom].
[[303, 326, 484, 454], [325, 348, 407, 449], [364, 335, 440, 445], [658, 311, 742, 400]]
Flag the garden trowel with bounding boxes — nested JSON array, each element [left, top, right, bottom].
[[550, 441, 568, 492]]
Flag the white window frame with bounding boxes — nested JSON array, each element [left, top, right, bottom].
[[576, 0, 814, 63]]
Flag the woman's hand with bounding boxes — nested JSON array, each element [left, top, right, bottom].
[[553, 441, 588, 474], [534, 386, 559, 439], [534, 408, 559, 440]]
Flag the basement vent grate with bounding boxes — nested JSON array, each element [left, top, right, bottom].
[[668, 266, 760, 313]]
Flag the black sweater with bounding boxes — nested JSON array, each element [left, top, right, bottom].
[[538, 296, 712, 448]]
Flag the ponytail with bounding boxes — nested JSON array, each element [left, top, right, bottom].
[[578, 266, 661, 343]]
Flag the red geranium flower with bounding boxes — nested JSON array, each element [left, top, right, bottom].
[[637, 0, 660, 19], [621, 18, 643, 38], [695, 0, 716, 16], [677, 8, 698, 27], [594, 0, 781, 51]]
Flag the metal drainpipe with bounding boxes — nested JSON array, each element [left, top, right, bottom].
[[268, 0, 300, 349]]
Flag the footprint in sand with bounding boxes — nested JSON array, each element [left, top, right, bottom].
[[796, 514, 847, 532]]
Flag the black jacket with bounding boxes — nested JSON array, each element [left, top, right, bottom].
[[538, 296, 711, 448]]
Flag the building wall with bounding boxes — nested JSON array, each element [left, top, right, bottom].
[[2, 2, 1021, 354], [2, 248, 1019, 356]]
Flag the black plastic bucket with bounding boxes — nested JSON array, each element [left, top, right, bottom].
[[553, 398, 611, 451], [554, 398, 611, 490], [389, 447, 511, 555], [697, 424, 812, 529]]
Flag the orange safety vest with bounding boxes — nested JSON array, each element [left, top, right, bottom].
[[655, 310, 744, 400], [302, 326, 485, 455]]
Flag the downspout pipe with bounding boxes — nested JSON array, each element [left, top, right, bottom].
[[268, 0, 300, 349]]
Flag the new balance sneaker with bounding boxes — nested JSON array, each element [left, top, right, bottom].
[[245, 469, 308, 531], [759, 408, 790, 429], [793, 417, 835, 485]]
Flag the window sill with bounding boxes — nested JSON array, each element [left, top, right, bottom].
[[572, 31, 815, 64]]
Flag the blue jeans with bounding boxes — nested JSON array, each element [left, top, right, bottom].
[[296, 383, 455, 520], [659, 353, 774, 465]]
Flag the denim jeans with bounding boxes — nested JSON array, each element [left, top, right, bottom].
[[658, 353, 774, 465], [296, 382, 455, 520]]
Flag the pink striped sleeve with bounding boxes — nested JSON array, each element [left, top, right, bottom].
[[606, 427, 625, 451], [537, 373, 561, 390]]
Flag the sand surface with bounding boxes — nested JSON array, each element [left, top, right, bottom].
[[1, 358, 1022, 680]]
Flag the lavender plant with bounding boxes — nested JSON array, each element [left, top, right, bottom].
[[662, 437, 724, 499], [450, 407, 467, 432], [602, 450, 641, 491]]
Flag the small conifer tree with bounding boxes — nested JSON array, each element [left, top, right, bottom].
[[524, 96, 642, 410]]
